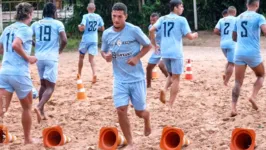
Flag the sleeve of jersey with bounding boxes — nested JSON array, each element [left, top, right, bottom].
[[181, 18, 192, 36], [215, 20, 221, 30], [101, 31, 108, 52], [58, 22, 65, 33], [16, 27, 33, 43], [80, 15, 86, 25], [134, 27, 151, 46], [0, 31, 4, 44], [153, 17, 162, 29], [98, 17, 104, 27], [258, 15, 266, 27]]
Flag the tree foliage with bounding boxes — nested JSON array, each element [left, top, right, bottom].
[[65, 0, 266, 35]]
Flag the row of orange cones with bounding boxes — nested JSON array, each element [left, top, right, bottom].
[[152, 59, 193, 80], [1, 124, 256, 150]]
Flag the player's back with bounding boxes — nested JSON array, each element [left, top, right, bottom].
[[218, 16, 236, 49], [31, 17, 65, 61], [156, 13, 191, 59], [81, 13, 104, 43], [0, 22, 32, 76], [235, 11, 265, 56]]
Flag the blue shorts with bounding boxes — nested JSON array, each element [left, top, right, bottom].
[[234, 55, 262, 68], [163, 58, 184, 75], [79, 42, 98, 55], [0, 74, 33, 99], [113, 80, 146, 111], [148, 53, 161, 64], [222, 48, 234, 63], [37, 60, 58, 83]]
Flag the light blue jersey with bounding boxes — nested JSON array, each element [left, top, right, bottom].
[[153, 13, 191, 59], [0, 22, 33, 77], [31, 17, 65, 61], [234, 11, 266, 57], [215, 16, 236, 49], [101, 23, 151, 83], [80, 13, 104, 43]]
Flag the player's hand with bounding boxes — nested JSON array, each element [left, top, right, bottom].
[[105, 51, 112, 62], [27, 56, 37, 64], [127, 57, 139, 66], [193, 32, 198, 39], [78, 25, 85, 32]]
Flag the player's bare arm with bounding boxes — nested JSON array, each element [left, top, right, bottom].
[[12, 37, 37, 64], [59, 31, 68, 54], [213, 28, 221, 36], [0, 43, 3, 55], [127, 44, 152, 66], [261, 24, 266, 36], [232, 31, 237, 42], [186, 32, 198, 40]]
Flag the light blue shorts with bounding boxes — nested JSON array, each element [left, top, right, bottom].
[[0, 74, 33, 99], [113, 80, 146, 111], [37, 60, 58, 83], [163, 58, 184, 75], [148, 53, 161, 64], [234, 55, 262, 68], [79, 42, 98, 55], [222, 48, 234, 63]]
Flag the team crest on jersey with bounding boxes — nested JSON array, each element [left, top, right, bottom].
[[116, 40, 122, 47]]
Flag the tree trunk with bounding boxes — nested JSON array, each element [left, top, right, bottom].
[[0, 0, 3, 33], [138, 0, 142, 13]]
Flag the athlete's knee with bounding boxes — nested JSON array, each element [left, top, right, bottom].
[[116, 106, 127, 116], [171, 75, 180, 82], [158, 61, 165, 69], [135, 111, 143, 118], [79, 54, 85, 60]]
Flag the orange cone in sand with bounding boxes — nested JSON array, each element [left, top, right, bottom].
[[0, 125, 17, 144], [76, 74, 87, 100], [43, 125, 71, 148], [152, 68, 159, 79], [185, 59, 193, 80], [160, 127, 190, 150], [98, 127, 127, 150], [230, 128, 256, 150]]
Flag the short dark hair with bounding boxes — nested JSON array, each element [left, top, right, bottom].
[[150, 13, 159, 18], [14, 2, 33, 21], [228, 6, 236, 14], [170, 0, 183, 11], [247, 0, 260, 6], [43, 2, 57, 18], [112, 2, 127, 14], [222, 9, 228, 16]]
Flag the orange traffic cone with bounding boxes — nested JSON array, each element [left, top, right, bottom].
[[0, 125, 17, 144], [98, 127, 127, 150], [185, 59, 193, 80], [230, 128, 256, 150], [77, 74, 87, 101], [160, 127, 190, 150], [152, 68, 159, 79], [43, 125, 71, 148]]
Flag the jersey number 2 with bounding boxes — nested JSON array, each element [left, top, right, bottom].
[[241, 21, 248, 37], [163, 22, 174, 37], [40, 26, 51, 41], [224, 23, 230, 35]]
